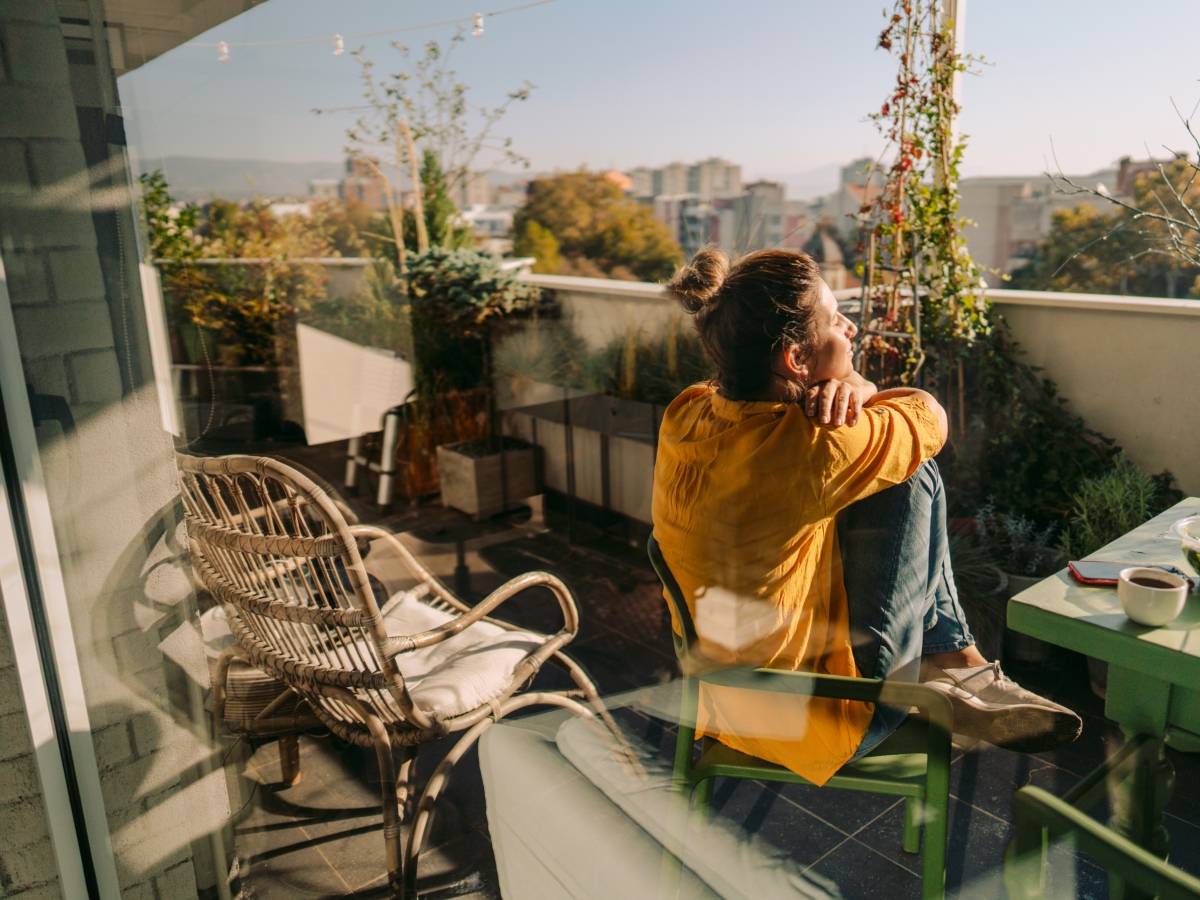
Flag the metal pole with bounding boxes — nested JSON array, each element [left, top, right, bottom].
[[345, 434, 361, 489], [376, 410, 401, 508]]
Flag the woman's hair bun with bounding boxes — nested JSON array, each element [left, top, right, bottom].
[[665, 246, 730, 314]]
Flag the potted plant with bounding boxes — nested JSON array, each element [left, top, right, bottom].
[[406, 246, 548, 518], [974, 504, 1063, 664]]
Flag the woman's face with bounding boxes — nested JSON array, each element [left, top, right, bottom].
[[803, 281, 858, 384]]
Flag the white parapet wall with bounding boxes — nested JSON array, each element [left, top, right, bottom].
[[989, 289, 1200, 497], [521, 274, 1200, 498]]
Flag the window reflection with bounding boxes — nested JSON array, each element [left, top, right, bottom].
[[0, 1, 1197, 899]]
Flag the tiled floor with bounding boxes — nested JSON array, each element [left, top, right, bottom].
[[227, 444, 1200, 899]]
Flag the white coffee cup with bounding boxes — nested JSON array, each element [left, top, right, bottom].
[[1117, 567, 1188, 627]]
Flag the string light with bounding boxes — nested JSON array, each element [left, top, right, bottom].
[[194, 0, 556, 57]]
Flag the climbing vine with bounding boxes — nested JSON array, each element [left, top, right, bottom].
[[859, 0, 990, 397], [854, 2, 1135, 523]]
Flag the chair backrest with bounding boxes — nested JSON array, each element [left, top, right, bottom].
[[177, 453, 434, 733], [1011, 786, 1200, 900], [647, 534, 699, 663]]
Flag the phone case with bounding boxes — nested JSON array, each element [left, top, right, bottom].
[[1067, 560, 1198, 589], [1067, 561, 1120, 585]]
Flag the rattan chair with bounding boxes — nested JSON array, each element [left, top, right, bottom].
[[200, 459, 364, 788], [648, 534, 954, 900], [178, 453, 614, 899]]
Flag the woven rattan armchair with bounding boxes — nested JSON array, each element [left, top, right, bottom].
[[178, 453, 613, 899]]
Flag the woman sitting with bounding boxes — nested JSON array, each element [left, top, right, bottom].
[[652, 247, 1081, 785]]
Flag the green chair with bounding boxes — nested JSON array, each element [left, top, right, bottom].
[[647, 535, 953, 900], [1006, 735, 1200, 900]]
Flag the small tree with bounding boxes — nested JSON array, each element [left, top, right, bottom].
[[1050, 111, 1200, 279], [369, 150, 476, 268], [1015, 157, 1200, 297], [140, 172, 335, 367], [323, 34, 534, 263], [514, 171, 683, 281], [406, 247, 549, 453]]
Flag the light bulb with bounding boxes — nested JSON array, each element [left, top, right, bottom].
[[218, 41, 229, 62], [472, 13, 484, 37]]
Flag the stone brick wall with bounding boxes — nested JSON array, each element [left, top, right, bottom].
[[0, 2, 227, 898], [0, 608, 61, 900]]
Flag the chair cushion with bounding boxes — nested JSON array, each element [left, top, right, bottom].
[[382, 593, 547, 720], [201, 607, 307, 723], [556, 712, 838, 900], [479, 717, 723, 900], [223, 658, 308, 722]]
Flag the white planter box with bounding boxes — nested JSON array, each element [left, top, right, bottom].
[[436, 438, 542, 519]]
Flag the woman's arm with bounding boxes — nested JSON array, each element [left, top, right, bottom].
[[867, 388, 948, 440]]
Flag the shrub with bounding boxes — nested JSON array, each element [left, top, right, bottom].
[[1059, 453, 1180, 559], [405, 247, 547, 397], [974, 503, 1062, 577]]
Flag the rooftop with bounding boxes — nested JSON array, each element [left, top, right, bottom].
[[221, 440, 1200, 900]]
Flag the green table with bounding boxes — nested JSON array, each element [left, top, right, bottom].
[[1008, 498, 1200, 896]]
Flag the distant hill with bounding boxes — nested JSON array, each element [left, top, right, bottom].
[[138, 156, 344, 202]]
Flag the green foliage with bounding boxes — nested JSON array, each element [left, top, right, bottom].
[[415, 150, 474, 250], [974, 503, 1061, 577], [140, 171, 367, 367], [856, 5, 1135, 529], [1008, 165, 1200, 297], [513, 171, 683, 282], [405, 247, 546, 396], [938, 328, 1119, 523], [515, 220, 562, 274], [861, 1, 991, 388], [305, 260, 412, 356], [369, 151, 474, 264], [139, 171, 199, 261], [493, 316, 712, 406], [1059, 453, 1180, 559]]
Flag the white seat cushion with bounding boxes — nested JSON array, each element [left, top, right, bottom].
[[556, 710, 838, 900], [382, 593, 547, 720], [480, 719, 723, 900]]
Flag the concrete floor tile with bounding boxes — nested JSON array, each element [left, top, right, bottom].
[[804, 836, 923, 899]]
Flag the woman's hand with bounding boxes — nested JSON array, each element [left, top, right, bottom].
[[805, 372, 876, 427]]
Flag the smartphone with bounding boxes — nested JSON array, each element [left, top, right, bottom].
[[1068, 560, 1197, 590]]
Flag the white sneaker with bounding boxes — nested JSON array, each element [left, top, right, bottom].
[[920, 661, 1083, 753]]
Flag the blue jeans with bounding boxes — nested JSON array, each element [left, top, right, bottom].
[[840, 460, 974, 761]]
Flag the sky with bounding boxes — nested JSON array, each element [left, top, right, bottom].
[[119, 0, 1200, 197]]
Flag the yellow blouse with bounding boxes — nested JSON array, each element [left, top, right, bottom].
[[651, 384, 944, 785]]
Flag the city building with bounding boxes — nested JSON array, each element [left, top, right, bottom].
[[805, 157, 886, 241], [629, 157, 742, 201], [456, 172, 493, 207], [309, 157, 387, 211], [958, 168, 1115, 275], [802, 230, 849, 291]]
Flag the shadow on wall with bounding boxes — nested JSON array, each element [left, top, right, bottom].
[[88, 487, 235, 898]]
